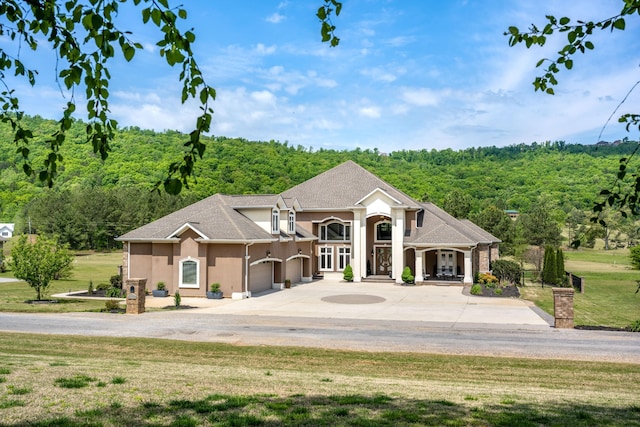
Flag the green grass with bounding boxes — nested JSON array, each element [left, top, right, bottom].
[[0, 333, 638, 426], [0, 252, 121, 312], [521, 248, 640, 328]]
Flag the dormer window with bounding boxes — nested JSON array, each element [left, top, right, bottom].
[[271, 208, 280, 234], [288, 211, 295, 234]]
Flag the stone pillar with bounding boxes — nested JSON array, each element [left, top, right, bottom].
[[553, 287, 574, 328], [121, 243, 129, 281], [126, 278, 147, 315]]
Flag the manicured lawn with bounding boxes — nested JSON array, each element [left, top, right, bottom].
[[0, 333, 639, 426], [0, 252, 121, 313], [520, 248, 640, 328]]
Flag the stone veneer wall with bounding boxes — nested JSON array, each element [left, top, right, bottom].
[[121, 243, 128, 281], [552, 287, 574, 329], [478, 245, 490, 272]]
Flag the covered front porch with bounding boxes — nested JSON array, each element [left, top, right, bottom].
[[404, 247, 474, 285]]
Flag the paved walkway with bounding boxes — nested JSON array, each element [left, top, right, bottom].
[[135, 278, 551, 327]]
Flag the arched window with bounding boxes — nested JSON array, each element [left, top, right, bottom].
[[288, 211, 296, 234], [271, 208, 280, 234], [320, 221, 351, 242], [180, 257, 199, 288]]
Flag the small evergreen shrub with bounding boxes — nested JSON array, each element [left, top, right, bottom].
[[156, 281, 166, 290], [87, 280, 94, 294], [174, 291, 181, 307], [401, 266, 414, 283], [343, 264, 353, 281], [630, 320, 640, 332], [495, 288, 503, 295], [470, 284, 482, 295]]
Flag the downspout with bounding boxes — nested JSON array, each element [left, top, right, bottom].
[[244, 242, 254, 298]]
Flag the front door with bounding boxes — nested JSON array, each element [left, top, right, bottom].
[[375, 247, 392, 275]]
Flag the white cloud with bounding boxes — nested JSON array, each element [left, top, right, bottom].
[[359, 106, 381, 118], [266, 13, 285, 24], [400, 88, 441, 107]]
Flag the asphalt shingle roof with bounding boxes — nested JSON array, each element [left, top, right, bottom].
[[119, 161, 497, 247], [119, 194, 276, 242], [281, 160, 422, 210]]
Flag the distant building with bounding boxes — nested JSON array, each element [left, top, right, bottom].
[[0, 223, 14, 240], [505, 210, 519, 220]]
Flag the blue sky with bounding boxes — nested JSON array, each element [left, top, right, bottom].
[[4, 0, 639, 152]]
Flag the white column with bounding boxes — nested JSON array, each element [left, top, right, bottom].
[[464, 250, 473, 284], [415, 250, 424, 282], [352, 209, 362, 282], [392, 208, 404, 284]]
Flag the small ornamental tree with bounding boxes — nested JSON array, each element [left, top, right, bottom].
[[10, 235, 74, 301], [630, 245, 640, 270], [343, 264, 353, 282], [542, 245, 557, 285], [556, 248, 566, 286]]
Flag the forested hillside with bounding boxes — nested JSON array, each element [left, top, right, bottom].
[[0, 115, 636, 250]]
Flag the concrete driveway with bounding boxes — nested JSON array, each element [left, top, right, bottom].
[[144, 276, 551, 327]]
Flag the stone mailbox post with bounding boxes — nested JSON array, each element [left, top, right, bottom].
[[126, 278, 147, 315], [552, 287, 574, 329]]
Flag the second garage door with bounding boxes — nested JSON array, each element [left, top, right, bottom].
[[286, 258, 302, 284], [250, 261, 273, 294]]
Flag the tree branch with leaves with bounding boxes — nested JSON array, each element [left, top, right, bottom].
[[505, 0, 640, 230], [0, 0, 215, 194]]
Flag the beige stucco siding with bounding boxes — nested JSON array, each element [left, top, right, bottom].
[[129, 243, 152, 284], [206, 244, 244, 296]]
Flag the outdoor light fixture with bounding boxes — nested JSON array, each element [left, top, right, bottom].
[[267, 250, 271, 258], [298, 248, 302, 255]]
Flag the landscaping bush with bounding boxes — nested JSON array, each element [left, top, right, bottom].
[[491, 259, 522, 285], [630, 320, 640, 333], [174, 291, 181, 307], [470, 284, 482, 295], [477, 273, 498, 286], [104, 300, 120, 311], [110, 274, 123, 288], [343, 264, 353, 281], [95, 282, 111, 291], [106, 287, 124, 298], [401, 266, 414, 284]]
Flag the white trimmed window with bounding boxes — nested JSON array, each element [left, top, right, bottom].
[[179, 257, 199, 288], [375, 221, 392, 241], [320, 221, 351, 242], [338, 247, 351, 270], [288, 211, 295, 234], [271, 208, 280, 234], [319, 246, 333, 271]]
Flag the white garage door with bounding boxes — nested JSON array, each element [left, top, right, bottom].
[[286, 258, 302, 284], [250, 262, 272, 294]]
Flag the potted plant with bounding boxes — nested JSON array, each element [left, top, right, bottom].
[[284, 279, 291, 289], [206, 282, 223, 299], [152, 281, 169, 297]]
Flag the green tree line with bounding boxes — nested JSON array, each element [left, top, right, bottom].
[[0, 115, 636, 250]]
